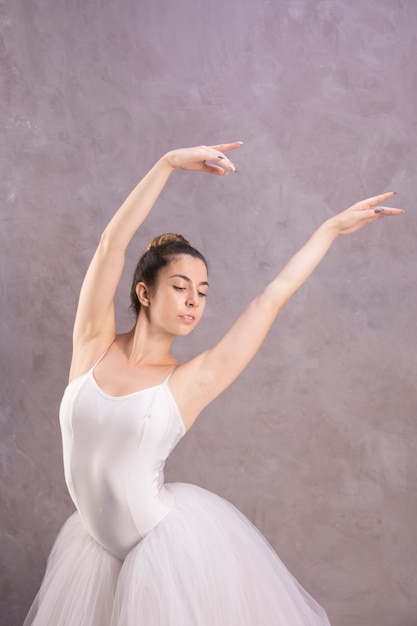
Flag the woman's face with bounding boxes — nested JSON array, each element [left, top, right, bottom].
[[139, 255, 209, 336]]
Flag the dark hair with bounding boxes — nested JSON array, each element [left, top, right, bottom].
[[130, 233, 208, 316]]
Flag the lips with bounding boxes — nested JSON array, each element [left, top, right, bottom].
[[179, 315, 195, 322]]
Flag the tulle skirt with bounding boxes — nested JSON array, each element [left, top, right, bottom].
[[24, 483, 331, 625]]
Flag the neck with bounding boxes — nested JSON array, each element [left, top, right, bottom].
[[122, 317, 176, 366]]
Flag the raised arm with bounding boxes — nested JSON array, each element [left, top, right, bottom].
[[69, 142, 241, 381], [176, 193, 404, 425]]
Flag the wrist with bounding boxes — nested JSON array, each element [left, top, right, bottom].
[[319, 217, 340, 241], [158, 153, 176, 173]]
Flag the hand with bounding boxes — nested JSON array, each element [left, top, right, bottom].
[[164, 142, 242, 176], [328, 192, 404, 236]]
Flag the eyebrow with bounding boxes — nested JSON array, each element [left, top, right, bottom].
[[169, 274, 209, 287]]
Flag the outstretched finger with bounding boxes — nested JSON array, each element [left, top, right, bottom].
[[209, 141, 243, 153], [365, 207, 404, 218], [364, 191, 397, 206]]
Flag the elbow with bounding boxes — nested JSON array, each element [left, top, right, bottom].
[[97, 230, 125, 256], [259, 280, 290, 315], [98, 229, 113, 252]]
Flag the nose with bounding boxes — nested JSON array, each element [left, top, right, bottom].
[[186, 290, 199, 308]]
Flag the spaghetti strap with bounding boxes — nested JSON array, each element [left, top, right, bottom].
[[162, 366, 177, 385], [91, 341, 115, 372]]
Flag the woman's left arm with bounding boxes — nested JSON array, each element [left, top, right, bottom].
[[177, 192, 404, 424]]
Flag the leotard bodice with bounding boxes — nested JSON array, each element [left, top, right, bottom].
[[59, 366, 185, 559]]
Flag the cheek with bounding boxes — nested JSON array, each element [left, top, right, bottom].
[[199, 299, 207, 315]]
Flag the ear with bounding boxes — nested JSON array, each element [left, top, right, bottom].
[[136, 282, 151, 307]]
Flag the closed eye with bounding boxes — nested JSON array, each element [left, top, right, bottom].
[[173, 285, 207, 297]]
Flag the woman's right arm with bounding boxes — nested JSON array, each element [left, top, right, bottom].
[[69, 143, 240, 381]]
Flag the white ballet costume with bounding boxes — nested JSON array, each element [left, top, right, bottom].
[[24, 357, 331, 625]]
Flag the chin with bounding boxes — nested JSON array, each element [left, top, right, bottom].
[[175, 321, 200, 336], [176, 326, 197, 337]]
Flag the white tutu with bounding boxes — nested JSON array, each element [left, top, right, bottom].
[[25, 483, 330, 626]]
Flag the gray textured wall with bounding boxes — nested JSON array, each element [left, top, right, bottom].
[[1, 0, 416, 625]]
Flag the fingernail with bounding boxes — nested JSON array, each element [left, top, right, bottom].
[[233, 168, 239, 173], [374, 208, 384, 214]]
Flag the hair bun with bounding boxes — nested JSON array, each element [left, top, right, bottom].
[[147, 233, 191, 251]]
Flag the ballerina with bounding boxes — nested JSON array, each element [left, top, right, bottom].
[[24, 142, 403, 625]]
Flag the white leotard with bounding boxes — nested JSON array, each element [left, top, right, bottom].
[[59, 362, 185, 560]]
